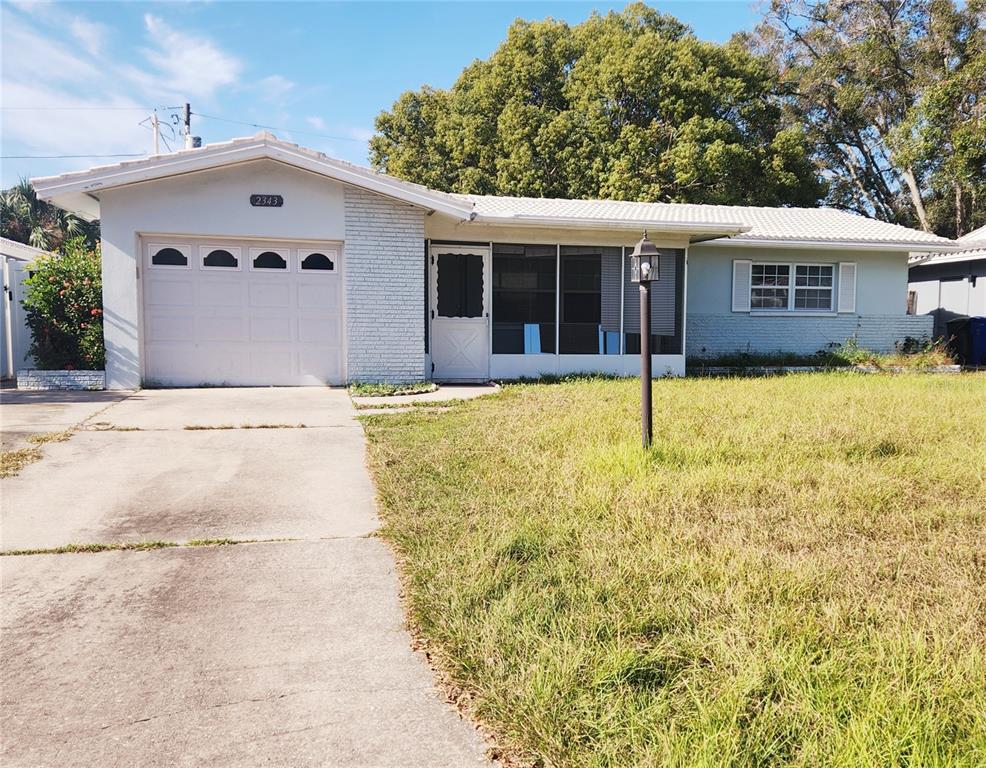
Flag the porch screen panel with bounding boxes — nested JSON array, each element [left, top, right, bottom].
[[557, 246, 622, 355], [623, 249, 683, 354], [492, 244, 556, 354]]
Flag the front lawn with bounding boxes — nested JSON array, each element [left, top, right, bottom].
[[362, 373, 986, 767]]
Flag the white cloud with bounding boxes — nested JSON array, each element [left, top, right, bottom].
[[306, 116, 326, 130], [139, 14, 242, 101], [257, 75, 295, 101], [69, 16, 108, 57]]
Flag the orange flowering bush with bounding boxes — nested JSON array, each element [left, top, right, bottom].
[[22, 237, 104, 370]]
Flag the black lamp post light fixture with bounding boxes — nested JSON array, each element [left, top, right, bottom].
[[629, 231, 661, 449]]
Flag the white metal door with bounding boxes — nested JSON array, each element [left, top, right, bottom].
[[430, 245, 489, 382], [141, 238, 344, 386]]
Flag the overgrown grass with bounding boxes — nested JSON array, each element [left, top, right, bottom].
[[362, 373, 986, 767], [689, 338, 956, 371], [349, 380, 438, 397]]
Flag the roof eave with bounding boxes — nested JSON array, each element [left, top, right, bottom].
[[696, 236, 961, 253], [469, 213, 750, 238], [31, 138, 475, 222]]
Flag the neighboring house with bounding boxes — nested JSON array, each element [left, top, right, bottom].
[[908, 225, 986, 338], [1, 237, 43, 379], [31, 133, 955, 389]]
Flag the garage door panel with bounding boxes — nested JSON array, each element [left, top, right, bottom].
[[143, 238, 344, 386], [146, 279, 194, 307], [198, 315, 246, 342], [249, 283, 291, 308], [298, 317, 339, 343], [147, 315, 195, 342], [297, 283, 338, 309], [249, 316, 293, 343], [199, 280, 245, 307]]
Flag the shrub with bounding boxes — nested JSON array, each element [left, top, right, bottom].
[[22, 238, 104, 370]]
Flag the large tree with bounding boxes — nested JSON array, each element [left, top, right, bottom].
[[1, 179, 99, 251], [371, 3, 825, 207], [747, 0, 985, 236]]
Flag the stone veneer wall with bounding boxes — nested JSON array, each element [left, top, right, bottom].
[[17, 369, 106, 390], [685, 314, 934, 358], [343, 187, 426, 383]]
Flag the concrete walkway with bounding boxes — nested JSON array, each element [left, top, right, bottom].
[[1, 388, 492, 767], [0, 388, 127, 450]]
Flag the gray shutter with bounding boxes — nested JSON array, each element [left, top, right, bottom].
[[600, 250, 622, 333], [732, 260, 752, 312], [623, 250, 678, 335], [838, 262, 856, 313]]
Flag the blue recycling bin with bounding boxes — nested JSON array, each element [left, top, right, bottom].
[[970, 317, 986, 366]]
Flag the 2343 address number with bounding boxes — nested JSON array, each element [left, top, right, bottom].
[[250, 194, 283, 207]]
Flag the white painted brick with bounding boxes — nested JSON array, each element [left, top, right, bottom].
[[686, 314, 934, 357], [344, 187, 426, 383]]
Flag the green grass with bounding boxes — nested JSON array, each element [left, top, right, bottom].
[[362, 373, 986, 767], [1, 537, 270, 557], [688, 339, 956, 371], [349, 380, 438, 397]]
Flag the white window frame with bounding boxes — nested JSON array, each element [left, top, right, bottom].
[[199, 244, 242, 271], [296, 248, 338, 274], [750, 262, 834, 313], [147, 243, 191, 270], [248, 246, 290, 272]]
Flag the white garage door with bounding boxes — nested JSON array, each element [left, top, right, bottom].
[[142, 238, 344, 386]]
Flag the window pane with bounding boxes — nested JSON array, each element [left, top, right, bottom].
[[203, 249, 237, 268], [559, 254, 600, 354], [152, 247, 186, 266], [752, 264, 789, 286], [794, 288, 832, 310], [751, 287, 789, 309], [253, 251, 286, 269], [492, 245, 556, 354], [437, 252, 483, 318], [301, 252, 334, 271]]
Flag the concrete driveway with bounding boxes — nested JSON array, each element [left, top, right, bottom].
[[1, 388, 492, 767]]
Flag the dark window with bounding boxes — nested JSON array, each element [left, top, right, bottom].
[[559, 251, 601, 354], [253, 250, 287, 269], [151, 247, 186, 266], [301, 252, 334, 271], [203, 249, 237, 268], [436, 253, 483, 317], [751, 263, 790, 309], [492, 244, 556, 354]]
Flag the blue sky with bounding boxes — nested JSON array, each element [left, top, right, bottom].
[[1, 1, 761, 188]]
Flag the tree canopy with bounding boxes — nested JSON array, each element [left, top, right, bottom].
[[370, 3, 825, 207], [748, 0, 985, 236], [371, 1, 984, 237], [1, 179, 99, 252]]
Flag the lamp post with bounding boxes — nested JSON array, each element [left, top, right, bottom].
[[629, 231, 660, 448]]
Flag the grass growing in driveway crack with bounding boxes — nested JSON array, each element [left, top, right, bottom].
[[183, 423, 308, 430], [0, 430, 74, 478], [0, 537, 290, 557]]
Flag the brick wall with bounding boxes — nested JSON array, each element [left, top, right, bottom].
[[17, 369, 106, 390], [344, 187, 426, 383], [686, 314, 934, 358]]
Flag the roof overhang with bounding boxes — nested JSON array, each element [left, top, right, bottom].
[[468, 213, 750, 242], [0, 236, 54, 261], [30, 134, 476, 223], [696, 236, 962, 253]]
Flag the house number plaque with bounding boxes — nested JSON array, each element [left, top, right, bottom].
[[250, 194, 284, 207]]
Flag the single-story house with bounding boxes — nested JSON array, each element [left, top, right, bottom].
[[908, 225, 986, 338], [1, 237, 44, 379], [31, 132, 956, 389]]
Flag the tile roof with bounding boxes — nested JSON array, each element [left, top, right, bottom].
[[452, 194, 956, 248]]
